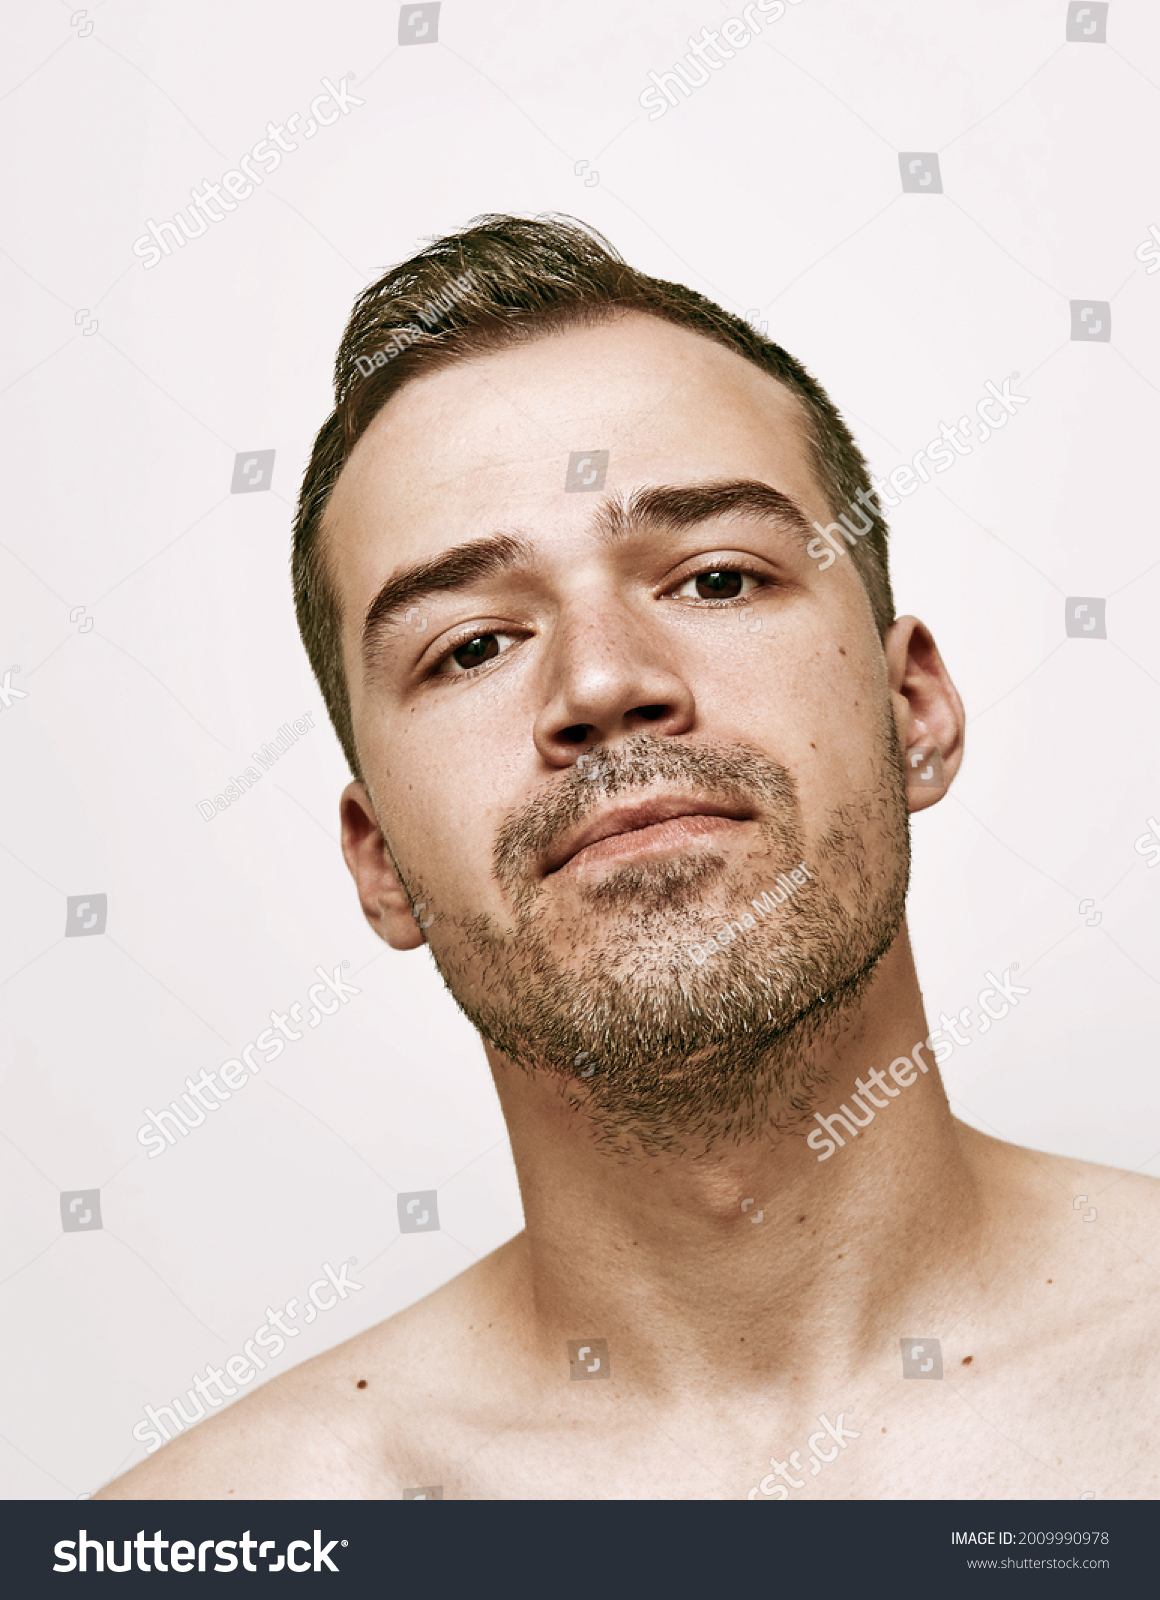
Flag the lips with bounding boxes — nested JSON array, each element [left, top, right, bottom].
[[542, 794, 753, 876]]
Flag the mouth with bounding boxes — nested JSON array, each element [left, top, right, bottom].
[[542, 794, 755, 878]]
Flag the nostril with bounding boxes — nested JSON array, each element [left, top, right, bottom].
[[636, 705, 666, 722], [561, 725, 590, 746]]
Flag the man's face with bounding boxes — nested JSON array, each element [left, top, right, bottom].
[[326, 313, 911, 1147]]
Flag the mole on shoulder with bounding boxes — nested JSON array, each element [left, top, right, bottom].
[[356, 1379, 367, 1389]]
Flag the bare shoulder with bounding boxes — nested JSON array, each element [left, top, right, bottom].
[[925, 1124, 1160, 1497], [961, 1120, 1160, 1353], [964, 1120, 1160, 1237], [95, 1236, 529, 1501]]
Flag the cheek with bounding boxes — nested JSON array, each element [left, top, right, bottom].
[[729, 633, 889, 818], [357, 667, 537, 893], [380, 750, 518, 901]]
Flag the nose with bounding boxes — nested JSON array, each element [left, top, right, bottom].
[[531, 596, 695, 770]]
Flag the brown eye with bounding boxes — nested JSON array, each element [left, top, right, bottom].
[[694, 570, 744, 599], [671, 567, 762, 604], [451, 633, 501, 671]]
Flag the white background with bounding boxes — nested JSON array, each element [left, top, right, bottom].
[[2, 0, 1158, 1499]]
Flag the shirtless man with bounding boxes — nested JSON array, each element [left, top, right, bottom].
[[99, 215, 1159, 1501]]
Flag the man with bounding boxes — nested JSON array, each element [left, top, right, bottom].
[[100, 215, 1159, 1500]]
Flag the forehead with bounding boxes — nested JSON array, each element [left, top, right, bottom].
[[323, 313, 823, 622]]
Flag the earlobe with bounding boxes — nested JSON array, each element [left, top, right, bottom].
[[339, 780, 427, 950], [903, 733, 947, 810], [884, 615, 965, 813]]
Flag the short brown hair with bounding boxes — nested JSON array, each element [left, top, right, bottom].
[[292, 213, 895, 781]]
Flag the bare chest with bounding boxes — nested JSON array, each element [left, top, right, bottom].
[[371, 1354, 1158, 1501]]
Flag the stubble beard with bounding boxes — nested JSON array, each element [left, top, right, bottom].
[[412, 723, 911, 1157]]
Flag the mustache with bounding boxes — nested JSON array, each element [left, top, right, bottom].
[[492, 734, 800, 893]]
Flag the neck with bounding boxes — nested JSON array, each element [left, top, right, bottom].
[[486, 927, 983, 1401]]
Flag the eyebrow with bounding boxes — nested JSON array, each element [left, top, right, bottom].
[[359, 478, 815, 673]]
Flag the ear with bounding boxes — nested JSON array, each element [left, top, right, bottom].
[[339, 780, 427, 949], [883, 616, 965, 813]]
